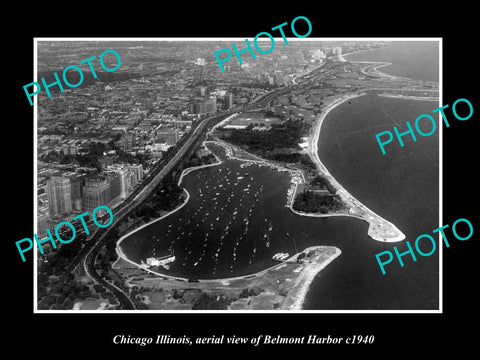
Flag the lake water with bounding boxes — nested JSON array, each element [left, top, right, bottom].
[[303, 41, 440, 310], [304, 93, 439, 310], [119, 142, 365, 280]]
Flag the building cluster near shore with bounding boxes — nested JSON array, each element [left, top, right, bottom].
[[38, 164, 144, 236]]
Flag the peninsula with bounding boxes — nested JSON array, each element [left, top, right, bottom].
[[304, 93, 406, 242]]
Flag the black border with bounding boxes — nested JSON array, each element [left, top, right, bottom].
[[6, 4, 478, 355]]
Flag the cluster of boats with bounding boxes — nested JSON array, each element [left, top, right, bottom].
[[140, 142, 298, 276], [145, 162, 276, 274]]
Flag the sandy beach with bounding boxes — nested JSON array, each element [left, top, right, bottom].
[[377, 93, 439, 101], [281, 246, 342, 310], [306, 93, 406, 242]]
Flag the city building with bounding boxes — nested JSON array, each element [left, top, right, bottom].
[[61, 144, 78, 156], [190, 96, 217, 116], [82, 177, 110, 212], [128, 164, 143, 184], [121, 132, 135, 152], [106, 172, 122, 205], [224, 93, 233, 109], [205, 96, 217, 114], [156, 128, 179, 146], [114, 166, 130, 199], [173, 119, 193, 128], [37, 213, 50, 238], [312, 49, 326, 62], [47, 176, 72, 219], [69, 174, 85, 211]]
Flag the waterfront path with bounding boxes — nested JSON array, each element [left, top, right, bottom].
[[306, 93, 405, 242]]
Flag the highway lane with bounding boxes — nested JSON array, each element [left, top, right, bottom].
[[53, 97, 280, 309], [80, 109, 241, 309], [83, 227, 135, 310]]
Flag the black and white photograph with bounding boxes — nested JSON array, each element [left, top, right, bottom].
[[32, 38, 441, 312]]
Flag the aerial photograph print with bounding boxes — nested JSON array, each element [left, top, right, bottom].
[[33, 38, 440, 312]]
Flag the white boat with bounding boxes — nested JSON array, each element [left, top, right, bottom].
[[272, 252, 289, 261]]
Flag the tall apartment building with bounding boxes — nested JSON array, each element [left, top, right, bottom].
[[205, 96, 217, 114], [47, 176, 72, 219], [82, 178, 110, 212], [225, 93, 233, 109], [190, 96, 217, 116], [114, 166, 130, 199], [106, 172, 122, 204], [121, 132, 135, 152], [69, 174, 84, 211], [128, 164, 143, 184]]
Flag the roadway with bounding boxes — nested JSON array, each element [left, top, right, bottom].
[[80, 107, 248, 309], [56, 87, 289, 309]]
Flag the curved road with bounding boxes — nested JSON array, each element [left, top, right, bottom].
[[83, 229, 136, 310], [73, 87, 301, 309], [80, 108, 243, 309]]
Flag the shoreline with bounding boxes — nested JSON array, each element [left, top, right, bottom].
[[377, 93, 439, 101], [306, 93, 406, 242], [115, 244, 342, 311], [113, 140, 343, 311], [281, 246, 342, 310], [340, 48, 409, 81], [114, 139, 302, 279]]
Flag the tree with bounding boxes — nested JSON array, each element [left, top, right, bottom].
[[93, 284, 106, 294], [326, 181, 337, 194], [319, 205, 329, 214], [172, 289, 182, 300], [249, 287, 262, 296], [239, 288, 250, 298], [192, 293, 230, 310], [311, 175, 328, 188], [63, 297, 74, 309]]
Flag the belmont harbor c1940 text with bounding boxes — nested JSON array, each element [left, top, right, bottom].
[[112, 334, 374, 346]]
